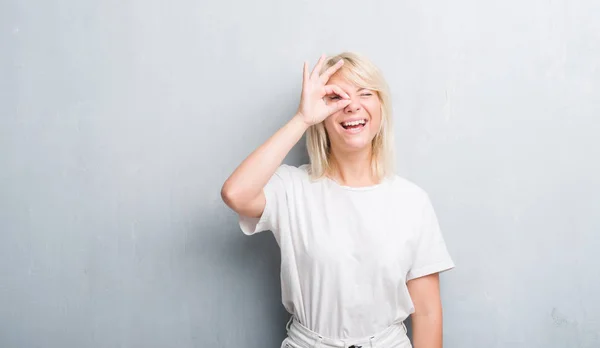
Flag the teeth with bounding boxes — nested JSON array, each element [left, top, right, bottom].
[[341, 119, 366, 127]]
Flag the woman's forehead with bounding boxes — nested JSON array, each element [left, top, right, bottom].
[[328, 74, 367, 91]]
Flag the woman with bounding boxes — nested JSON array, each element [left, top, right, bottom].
[[221, 52, 455, 348]]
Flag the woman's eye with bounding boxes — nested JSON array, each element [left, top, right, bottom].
[[329, 95, 341, 100], [361, 93, 373, 97]]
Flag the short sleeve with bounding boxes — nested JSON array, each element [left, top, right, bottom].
[[407, 194, 455, 281], [238, 165, 289, 236]]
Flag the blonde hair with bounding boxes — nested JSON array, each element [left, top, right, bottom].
[[306, 52, 395, 182]]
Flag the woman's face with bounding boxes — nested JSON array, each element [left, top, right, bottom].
[[323, 74, 382, 154]]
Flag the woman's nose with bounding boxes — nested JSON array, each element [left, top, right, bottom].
[[344, 99, 361, 113]]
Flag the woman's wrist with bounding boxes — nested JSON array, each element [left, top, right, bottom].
[[291, 112, 312, 131]]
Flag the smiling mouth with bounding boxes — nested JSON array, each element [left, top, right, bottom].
[[340, 119, 368, 130]]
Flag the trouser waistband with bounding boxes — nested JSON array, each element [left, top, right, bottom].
[[284, 316, 410, 348]]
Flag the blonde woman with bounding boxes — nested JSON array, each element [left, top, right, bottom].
[[221, 52, 454, 348]]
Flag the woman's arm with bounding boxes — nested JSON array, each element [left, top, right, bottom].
[[221, 55, 350, 218], [221, 115, 309, 218], [407, 273, 444, 348]]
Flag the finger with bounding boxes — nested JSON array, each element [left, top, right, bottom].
[[302, 61, 308, 88], [320, 59, 344, 83], [328, 99, 352, 114], [310, 54, 327, 79], [324, 84, 350, 99]]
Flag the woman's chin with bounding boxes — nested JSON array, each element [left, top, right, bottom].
[[336, 137, 373, 152]]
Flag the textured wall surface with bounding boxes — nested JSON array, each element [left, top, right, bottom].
[[1, 0, 599, 347]]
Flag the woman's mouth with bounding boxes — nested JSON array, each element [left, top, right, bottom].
[[340, 119, 368, 133]]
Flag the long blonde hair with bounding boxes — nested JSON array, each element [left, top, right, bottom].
[[306, 52, 395, 181]]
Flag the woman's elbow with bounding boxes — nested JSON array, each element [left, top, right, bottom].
[[220, 181, 238, 209]]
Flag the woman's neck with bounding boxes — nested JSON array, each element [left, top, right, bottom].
[[328, 148, 377, 187]]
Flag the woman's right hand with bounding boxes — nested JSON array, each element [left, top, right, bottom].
[[295, 55, 352, 126]]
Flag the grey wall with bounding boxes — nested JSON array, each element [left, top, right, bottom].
[[1, 0, 599, 347]]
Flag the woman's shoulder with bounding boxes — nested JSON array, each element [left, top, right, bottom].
[[273, 163, 311, 181], [387, 174, 431, 202], [275, 163, 310, 174]]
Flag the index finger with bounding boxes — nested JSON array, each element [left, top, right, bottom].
[[320, 59, 345, 83], [324, 84, 350, 99], [310, 54, 327, 79]]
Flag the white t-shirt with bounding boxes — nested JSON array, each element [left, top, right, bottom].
[[239, 164, 454, 339]]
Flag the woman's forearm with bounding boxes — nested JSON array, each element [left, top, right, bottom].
[[411, 312, 443, 348], [221, 114, 308, 211]]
